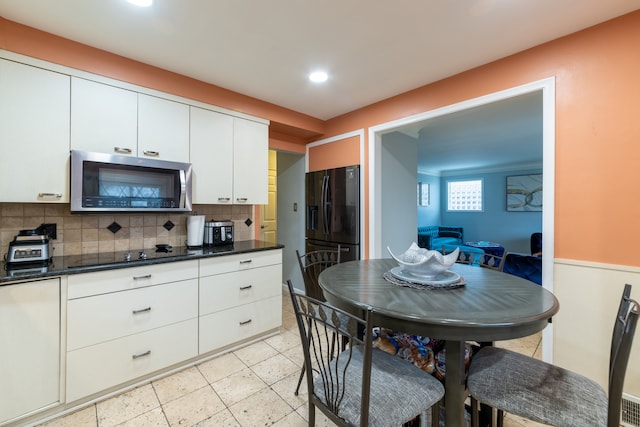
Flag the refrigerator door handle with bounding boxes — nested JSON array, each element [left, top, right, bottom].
[[322, 175, 330, 235]]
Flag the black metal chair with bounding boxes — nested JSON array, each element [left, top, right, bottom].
[[287, 280, 444, 427], [293, 247, 342, 395], [296, 247, 341, 302], [479, 252, 505, 271], [467, 284, 639, 427]]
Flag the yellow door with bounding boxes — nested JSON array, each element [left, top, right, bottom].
[[260, 150, 277, 243]]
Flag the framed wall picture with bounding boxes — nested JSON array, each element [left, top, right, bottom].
[[418, 182, 430, 206], [507, 174, 543, 211]]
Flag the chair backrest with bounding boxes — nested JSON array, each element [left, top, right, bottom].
[[607, 285, 639, 427], [610, 284, 632, 373], [286, 280, 374, 427], [296, 247, 341, 301], [442, 244, 503, 269], [442, 244, 483, 266], [480, 253, 505, 271]]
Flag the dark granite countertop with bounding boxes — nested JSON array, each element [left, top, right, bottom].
[[1, 240, 284, 284]]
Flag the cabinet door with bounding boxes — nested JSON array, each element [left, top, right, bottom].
[[138, 94, 189, 162], [0, 279, 60, 424], [233, 118, 268, 204], [70, 77, 137, 156], [189, 106, 234, 204], [0, 59, 70, 202]]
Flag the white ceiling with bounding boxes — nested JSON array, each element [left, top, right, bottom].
[[410, 91, 543, 174], [0, 0, 637, 121]]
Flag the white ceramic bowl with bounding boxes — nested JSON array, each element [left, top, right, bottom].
[[387, 242, 459, 280]]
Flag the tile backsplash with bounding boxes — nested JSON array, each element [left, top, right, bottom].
[[0, 203, 254, 258]]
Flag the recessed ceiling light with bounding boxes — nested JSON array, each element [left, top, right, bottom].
[[127, 0, 152, 7], [309, 71, 328, 83]]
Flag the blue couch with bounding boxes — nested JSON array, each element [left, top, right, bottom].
[[417, 226, 463, 250], [503, 253, 542, 285]]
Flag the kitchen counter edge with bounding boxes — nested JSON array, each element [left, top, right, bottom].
[[0, 240, 284, 284]]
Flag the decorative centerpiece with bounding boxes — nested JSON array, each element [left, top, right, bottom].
[[387, 242, 459, 281]]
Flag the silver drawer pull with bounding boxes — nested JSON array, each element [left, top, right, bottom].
[[132, 307, 152, 314], [240, 260, 253, 265], [114, 147, 133, 154], [239, 319, 252, 325], [132, 350, 151, 359], [38, 193, 62, 198], [143, 150, 160, 157], [133, 274, 152, 280], [217, 197, 231, 202], [239, 285, 252, 290], [236, 197, 248, 203]]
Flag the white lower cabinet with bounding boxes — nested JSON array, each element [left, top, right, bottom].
[[65, 261, 199, 402], [61, 249, 281, 407], [66, 319, 198, 402], [67, 279, 198, 351], [199, 250, 283, 354], [200, 296, 282, 353], [0, 278, 60, 425]]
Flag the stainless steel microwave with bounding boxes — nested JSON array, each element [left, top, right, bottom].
[[70, 150, 192, 213]]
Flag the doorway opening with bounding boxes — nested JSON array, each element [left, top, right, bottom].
[[259, 150, 278, 244], [368, 77, 555, 360]]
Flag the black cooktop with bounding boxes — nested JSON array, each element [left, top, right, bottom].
[[64, 245, 234, 269]]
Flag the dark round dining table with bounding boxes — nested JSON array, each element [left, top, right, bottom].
[[318, 259, 559, 427]]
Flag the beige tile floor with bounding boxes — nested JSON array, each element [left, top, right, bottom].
[[41, 291, 547, 427]]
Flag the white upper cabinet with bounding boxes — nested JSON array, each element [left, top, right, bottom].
[[71, 77, 138, 156], [138, 94, 189, 162], [0, 53, 268, 205], [0, 59, 70, 203], [189, 106, 234, 204], [190, 107, 268, 205], [233, 118, 268, 205], [71, 79, 190, 162]]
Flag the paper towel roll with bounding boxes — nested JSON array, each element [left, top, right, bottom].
[[186, 215, 205, 247]]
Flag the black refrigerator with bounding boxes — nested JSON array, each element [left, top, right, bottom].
[[305, 165, 360, 261]]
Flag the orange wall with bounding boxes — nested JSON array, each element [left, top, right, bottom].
[[315, 10, 640, 266], [308, 135, 360, 172]]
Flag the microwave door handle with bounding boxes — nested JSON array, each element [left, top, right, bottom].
[[179, 170, 186, 208]]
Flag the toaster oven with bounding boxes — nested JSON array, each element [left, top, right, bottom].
[[204, 220, 234, 246]]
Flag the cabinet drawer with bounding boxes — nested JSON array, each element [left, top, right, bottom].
[[199, 265, 281, 315], [199, 296, 282, 354], [66, 318, 198, 402], [67, 279, 198, 351], [199, 250, 282, 277], [67, 260, 198, 299]]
